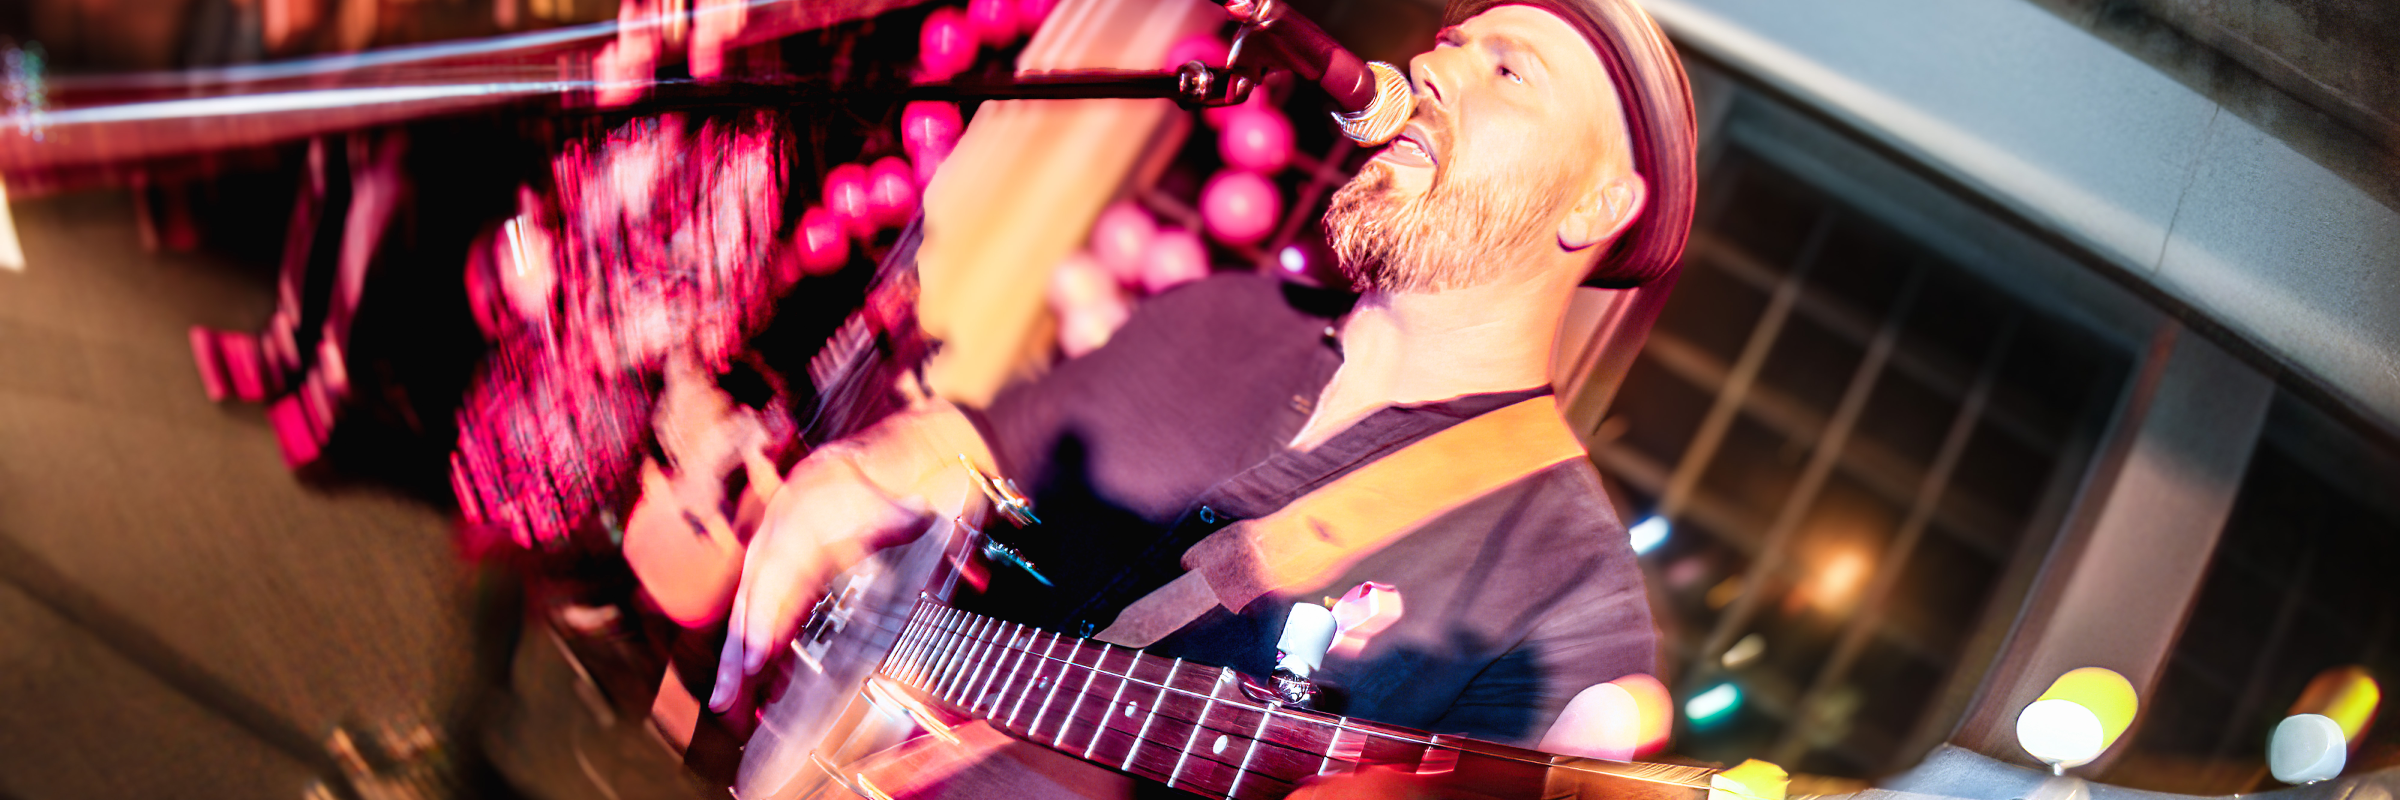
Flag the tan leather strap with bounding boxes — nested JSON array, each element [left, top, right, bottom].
[[1096, 395, 1586, 647]]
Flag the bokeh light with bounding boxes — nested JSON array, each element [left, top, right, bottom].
[[2016, 667, 2137, 769]]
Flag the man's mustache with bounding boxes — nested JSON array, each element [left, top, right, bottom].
[[1409, 101, 1456, 169]]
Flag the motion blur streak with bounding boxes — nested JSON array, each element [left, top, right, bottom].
[[10, 83, 598, 128]]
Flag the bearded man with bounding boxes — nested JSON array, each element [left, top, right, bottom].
[[707, 0, 1697, 762]]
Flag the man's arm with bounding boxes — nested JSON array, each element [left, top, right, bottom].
[[707, 399, 995, 711]]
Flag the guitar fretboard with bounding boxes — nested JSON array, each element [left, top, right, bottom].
[[875, 601, 1715, 800]]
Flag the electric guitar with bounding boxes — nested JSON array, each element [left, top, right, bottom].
[[722, 221, 1756, 799], [723, 499, 1766, 800]]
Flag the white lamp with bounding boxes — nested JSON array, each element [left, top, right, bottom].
[[2269, 713, 2346, 785]]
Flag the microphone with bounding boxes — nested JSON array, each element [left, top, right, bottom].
[[1221, 0, 1415, 146]]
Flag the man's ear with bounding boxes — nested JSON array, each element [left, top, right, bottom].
[[1557, 171, 1648, 252]]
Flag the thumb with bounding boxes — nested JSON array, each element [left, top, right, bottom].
[[708, 590, 748, 711]]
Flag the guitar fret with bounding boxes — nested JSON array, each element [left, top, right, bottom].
[[941, 615, 987, 701], [1228, 703, 1279, 800], [1026, 636, 1076, 738], [1006, 631, 1060, 728], [971, 622, 1009, 708], [974, 620, 1014, 707], [955, 610, 993, 696], [1320, 726, 1347, 776], [945, 616, 994, 701], [971, 623, 1022, 712], [1125, 659, 1180, 771], [910, 605, 953, 686], [910, 606, 949, 688], [926, 607, 969, 691], [1168, 668, 1234, 789], [1056, 642, 1111, 746], [1086, 649, 1134, 759], [895, 605, 932, 685], [987, 624, 1035, 716], [860, 604, 1725, 800], [890, 603, 935, 680]]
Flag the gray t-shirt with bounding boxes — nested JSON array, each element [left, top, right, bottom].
[[959, 273, 1655, 747]]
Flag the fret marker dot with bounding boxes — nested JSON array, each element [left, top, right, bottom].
[[1212, 734, 1229, 755], [1124, 702, 1137, 717]]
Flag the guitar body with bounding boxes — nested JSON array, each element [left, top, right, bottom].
[[730, 561, 1733, 800], [732, 512, 986, 799]]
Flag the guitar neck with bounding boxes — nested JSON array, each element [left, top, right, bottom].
[[874, 601, 1718, 800]]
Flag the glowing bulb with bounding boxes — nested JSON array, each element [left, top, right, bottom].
[[1629, 516, 1669, 555], [2269, 713, 2346, 784], [2016, 698, 2104, 768], [1721, 633, 1766, 669], [2016, 667, 2137, 770], [1685, 683, 1740, 727], [1808, 550, 1869, 611], [1278, 245, 1306, 275], [2288, 665, 2378, 746]]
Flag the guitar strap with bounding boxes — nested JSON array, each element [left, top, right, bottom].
[[1094, 395, 1588, 648]]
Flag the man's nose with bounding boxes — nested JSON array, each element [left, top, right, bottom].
[[1409, 51, 1446, 108]]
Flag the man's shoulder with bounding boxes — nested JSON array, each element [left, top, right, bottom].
[[1500, 457, 1627, 544]]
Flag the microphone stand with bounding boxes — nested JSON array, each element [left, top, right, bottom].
[[903, 63, 1259, 107], [603, 61, 1263, 117]]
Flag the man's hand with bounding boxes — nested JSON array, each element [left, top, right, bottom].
[[706, 402, 996, 712], [708, 451, 917, 710]]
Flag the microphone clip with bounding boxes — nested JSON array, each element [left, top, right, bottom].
[[1168, 61, 1262, 111]]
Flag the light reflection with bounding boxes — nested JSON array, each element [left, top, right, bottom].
[[1721, 632, 1765, 669], [2269, 713, 2346, 784], [1805, 549, 1869, 613], [1629, 515, 1669, 555], [2288, 665, 2380, 747], [1686, 682, 1741, 727], [2016, 667, 2137, 771]]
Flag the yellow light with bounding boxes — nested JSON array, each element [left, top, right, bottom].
[[2018, 667, 2138, 769], [1705, 576, 1744, 610], [1708, 759, 1787, 800], [2287, 666, 2379, 747], [1808, 551, 1870, 612]]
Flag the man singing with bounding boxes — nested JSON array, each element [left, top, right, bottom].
[[709, 0, 1696, 761]]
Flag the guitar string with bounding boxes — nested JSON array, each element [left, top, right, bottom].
[[885, 605, 1715, 789]]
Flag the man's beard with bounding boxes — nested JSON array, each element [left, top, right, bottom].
[[1322, 144, 1574, 294]]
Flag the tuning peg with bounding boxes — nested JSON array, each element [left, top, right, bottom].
[[1276, 602, 1337, 679]]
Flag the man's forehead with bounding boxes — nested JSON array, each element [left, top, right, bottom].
[[1455, 3, 1628, 146], [1456, 4, 1610, 83]]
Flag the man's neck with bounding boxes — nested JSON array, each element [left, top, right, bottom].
[[1290, 269, 1575, 451]]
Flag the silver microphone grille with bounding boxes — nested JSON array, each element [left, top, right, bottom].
[[1331, 61, 1414, 146]]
